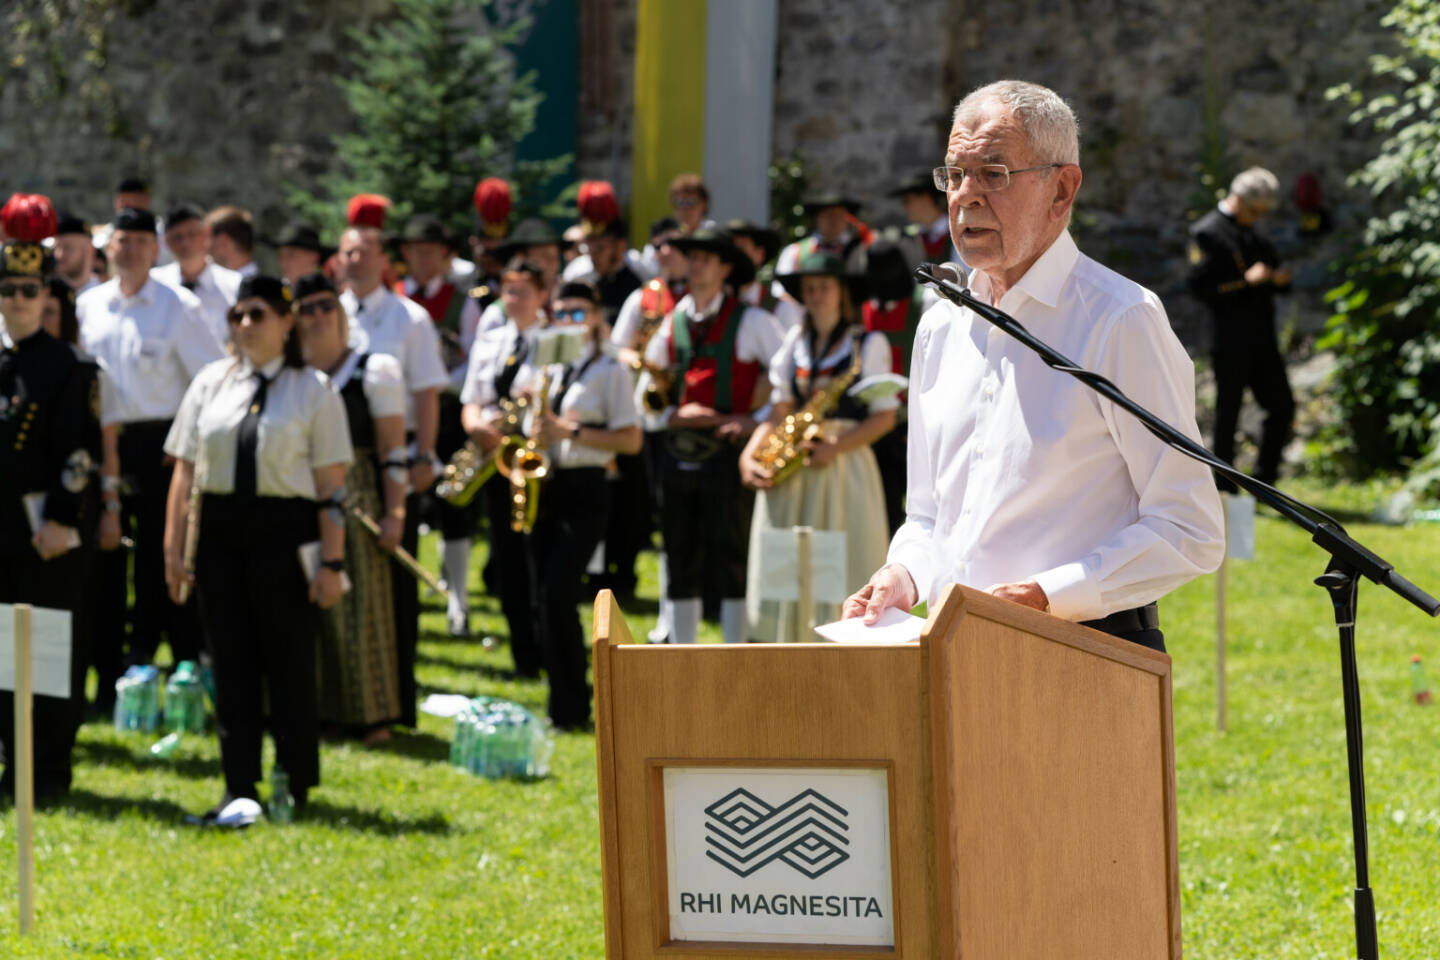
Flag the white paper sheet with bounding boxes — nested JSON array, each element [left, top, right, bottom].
[[0, 604, 73, 698], [813, 607, 925, 644]]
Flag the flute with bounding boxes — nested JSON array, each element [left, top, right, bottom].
[[176, 455, 204, 605], [345, 501, 451, 600]]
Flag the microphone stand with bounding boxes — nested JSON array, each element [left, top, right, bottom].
[[914, 263, 1439, 960]]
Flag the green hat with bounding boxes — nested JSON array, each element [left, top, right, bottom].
[[492, 218, 562, 263], [776, 248, 867, 304], [671, 227, 756, 288], [801, 193, 862, 217], [724, 219, 782, 265]]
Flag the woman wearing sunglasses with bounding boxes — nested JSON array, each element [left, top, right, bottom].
[[293, 272, 408, 744], [526, 280, 641, 730], [162, 274, 353, 822], [0, 226, 103, 805]]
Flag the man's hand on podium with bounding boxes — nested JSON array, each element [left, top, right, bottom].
[[985, 580, 1049, 612], [843, 564, 920, 625]]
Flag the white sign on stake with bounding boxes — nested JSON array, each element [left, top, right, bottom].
[[0, 604, 72, 698], [756, 529, 847, 603]]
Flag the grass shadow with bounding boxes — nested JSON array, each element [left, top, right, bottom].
[[359, 728, 453, 763], [53, 787, 196, 823], [304, 798, 453, 836], [75, 738, 223, 780]]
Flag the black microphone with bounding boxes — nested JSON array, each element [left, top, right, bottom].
[[913, 262, 969, 305]]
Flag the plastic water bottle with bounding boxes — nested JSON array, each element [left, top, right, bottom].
[[270, 765, 294, 824], [450, 697, 553, 780], [165, 661, 207, 733], [113, 665, 162, 732], [1411, 655, 1433, 705], [149, 731, 183, 758]]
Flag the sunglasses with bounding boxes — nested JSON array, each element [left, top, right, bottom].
[[0, 281, 43, 299], [556, 308, 588, 324], [296, 298, 340, 317], [227, 306, 272, 324]]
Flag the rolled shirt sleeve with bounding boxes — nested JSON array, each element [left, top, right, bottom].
[[308, 375, 354, 470]]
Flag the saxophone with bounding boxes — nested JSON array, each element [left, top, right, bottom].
[[631, 282, 675, 414], [436, 396, 529, 506], [752, 333, 864, 487], [495, 371, 552, 532]]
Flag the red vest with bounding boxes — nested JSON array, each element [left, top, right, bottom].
[[402, 280, 458, 324], [862, 290, 924, 376], [667, 297, 761, 414]]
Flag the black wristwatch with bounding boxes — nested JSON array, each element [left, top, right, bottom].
[[320, 559, 345, 572], [570, 423, 582, 439]]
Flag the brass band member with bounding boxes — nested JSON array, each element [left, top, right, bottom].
[[740, 250, 897, 641], [0, 223, 102, 804], [641, 228, 784, 645], [459, 258, 547, 676], [527, 281, 641, 729], [295, 273, 408, 742], [163, 275, 352, 820]]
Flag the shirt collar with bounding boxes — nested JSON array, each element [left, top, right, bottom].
[[241, 355, 287, 379], [357, 284, 390, 317], [969, 230, 1078, 311], [926, 214, 949, 239], [688, 289, 725, 318], [113, 278, 155, 307]]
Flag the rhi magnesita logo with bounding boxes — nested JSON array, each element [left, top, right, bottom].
[[704, 788, 850, 879]]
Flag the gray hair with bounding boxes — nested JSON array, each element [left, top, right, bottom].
[[1229, 167, 1279, 205], [952, 80, 1080, 165]]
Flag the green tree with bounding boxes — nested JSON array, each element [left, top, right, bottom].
[[288, 0, 565, 239], [1320, 0, 1440, 477]]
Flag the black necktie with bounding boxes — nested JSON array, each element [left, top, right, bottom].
[[494, 331, 527, 398], [234, 372, 271, 498]]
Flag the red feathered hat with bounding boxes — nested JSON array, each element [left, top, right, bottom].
[[346, 193, 392, 231], [577, 181, 621, 237], [1293, 173, 1323, 213], [472, 178, 512, 239], [1, 193, 58, 244]]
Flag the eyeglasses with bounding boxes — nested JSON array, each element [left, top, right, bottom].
[[670, 195, 699, 209], [228, 306, 272, 324], [932, 163, 1067, 192], [0, 281, 43, 299], [555, 308, 588, 324], [296, 298, 340, 317]]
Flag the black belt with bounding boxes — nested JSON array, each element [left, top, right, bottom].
[[1081, 603, 1159, 636]]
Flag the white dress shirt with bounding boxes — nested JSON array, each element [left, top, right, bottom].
[[329, 349, 407, 423], [533, 345, 641, 469], [460, 319, 539, 409], [151, 259, 242, 345], [769, 327, 899, 413], [887, 229, 1224, 621], [235, 260, 259, 278], [742, 282, 804, 331], [164, 355, 353, 498], [78, 277, 226, 426], [341, 284, 448, 430]]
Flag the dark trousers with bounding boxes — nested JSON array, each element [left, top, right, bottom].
[[1213, 345, 1294, 487], [600, 452, 650, 595], [871, 426, 908, 539], [660, 451, 754, 600], [90, 420, 200, 707], [433, 393, 480, 541], [0, 543, 95, 795], [483, 473, 540, 676], [529, 468, 610, 728], [196, 496, 321, 798], [389, 492, 422, 727]]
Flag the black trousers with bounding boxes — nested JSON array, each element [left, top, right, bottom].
[[871, 426, 908, 539], [433, 393, 480, 541], [1213, 345, 1294, 487], [196, 495, 321, 798], [660, 450, 754, 600], [483, 473, 541, 676], [529, 467, 610, 728], [389, 492, 422, 727], [0, 542, 95, 795], [89, 420, 201, 707], [601, 452, 650, 595]]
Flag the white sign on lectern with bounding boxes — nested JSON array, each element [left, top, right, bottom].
[[663, 765, 894, 946]]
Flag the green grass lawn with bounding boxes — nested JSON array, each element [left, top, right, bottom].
[[0, 486, 1437, 958]]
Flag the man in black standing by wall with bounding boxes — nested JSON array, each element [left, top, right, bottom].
[[1188, 167, 1294, 491]]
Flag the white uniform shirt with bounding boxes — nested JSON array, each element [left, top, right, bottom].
[[78, 277, 226, 426], [235, 260, 259, 278], [563, 248, 654, 284], [742, 282, 804, 332], [610, 280, 686, 349], [886, 230, 1224, 621], [151, 259, 242, 345], [328, 349, 408, 424], [769, 326, 899, 414], [530, 345, 641, 469], [641, 291, 785, 421], [163, 356, 353, 498], [340, 285, 448, 429], [475, 299, 511, 338], [459, 319, 540, 409]]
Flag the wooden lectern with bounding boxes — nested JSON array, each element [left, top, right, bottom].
[[592, 584, 1181, 959]]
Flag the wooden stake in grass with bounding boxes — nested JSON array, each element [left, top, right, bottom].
[[14, 602, 34, 936]]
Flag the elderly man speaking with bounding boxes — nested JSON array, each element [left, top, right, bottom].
[[843, 80, 1224, 652]]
